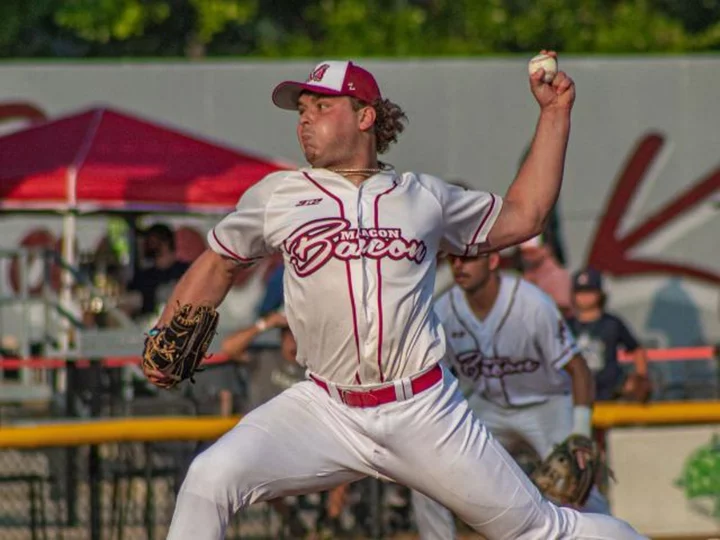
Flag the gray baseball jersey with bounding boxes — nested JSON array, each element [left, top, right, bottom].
[[434, 274, 579, 407], [208, 168, 502, 385]]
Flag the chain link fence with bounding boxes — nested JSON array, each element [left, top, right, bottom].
[[0, 355, 435, 540], [2, 349, 717, 539], [0, 440, 425, 540]]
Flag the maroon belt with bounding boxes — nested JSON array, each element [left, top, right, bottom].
[[309, 364, 442, 408]]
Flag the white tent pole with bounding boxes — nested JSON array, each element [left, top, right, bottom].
[[58, 212, 76, 356], [58, 109, 103, 357]]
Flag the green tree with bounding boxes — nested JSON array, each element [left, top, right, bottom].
[[303, 0, 427, 56], [0, 0, 55, 53], [655, 0, 720, 34], [53, 0, 171, 42], [52, 0, 257, 57], [185, 0, 257, 56], [593, 0, 688, 52], [2, 0, 720, 58]]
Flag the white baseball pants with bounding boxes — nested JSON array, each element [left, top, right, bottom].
[[413, 394, 612, 539], [469, 393, 575, 458], [166, 367, 645, 540]]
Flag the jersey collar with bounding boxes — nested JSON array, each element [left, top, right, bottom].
[[299, 167, 398, 187]]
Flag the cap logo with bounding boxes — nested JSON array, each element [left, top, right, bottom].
[[307, 64, 330, 83], [578, 273, 588, 285]]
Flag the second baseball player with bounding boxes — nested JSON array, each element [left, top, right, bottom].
[[413, 249, 609, 539]]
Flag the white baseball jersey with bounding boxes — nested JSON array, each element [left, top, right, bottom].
[[208, 168, 502, 385], [434, 274, 579, 407]]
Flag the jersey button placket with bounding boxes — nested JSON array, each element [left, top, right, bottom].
[[357, 184, 379, 375], [340, 186, 364, 383]]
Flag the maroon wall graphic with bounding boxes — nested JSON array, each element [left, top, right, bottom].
[[0, 102, 47, 125], [586, 132, 719, 286]]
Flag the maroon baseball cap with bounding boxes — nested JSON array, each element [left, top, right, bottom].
[[272, 60, 382, 110]]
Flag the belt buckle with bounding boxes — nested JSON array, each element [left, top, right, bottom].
[[362, 392, 380, 408], [338, 389, 357, 407], [341, 389, 379, 408]]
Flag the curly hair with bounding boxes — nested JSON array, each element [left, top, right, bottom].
[[353, 98, 408, 154]]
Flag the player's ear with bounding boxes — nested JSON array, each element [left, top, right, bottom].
[[358, 104, 376, 131], [488, 252, 501, 271]]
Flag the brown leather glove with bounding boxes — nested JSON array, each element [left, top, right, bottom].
[[531, 434, 612, 507], [142, 304, 219, 389]]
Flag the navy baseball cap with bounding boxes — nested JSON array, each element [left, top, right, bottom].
[[573, 268, 604, 291]]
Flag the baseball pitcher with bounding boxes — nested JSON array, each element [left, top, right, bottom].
[[413, 251, 610, 539], [142, 53, 646, 539]]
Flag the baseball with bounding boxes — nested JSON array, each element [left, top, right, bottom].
[[528, 53, 557, 83]]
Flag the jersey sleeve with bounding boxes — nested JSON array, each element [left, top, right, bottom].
[[417, 174, 503, 255], [532, 289, 580, 370], [615, 315, 640, 352], [207, 173, 282, 264]]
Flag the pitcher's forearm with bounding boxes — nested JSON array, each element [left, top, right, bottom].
[[488, 109, 572, 249], [156, 249, 238, 326], [507, 109, 571, 228]]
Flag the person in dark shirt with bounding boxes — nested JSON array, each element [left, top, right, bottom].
[[256, 263, 285, 318], [566, 268, 650, 401], [126, 223, 190, 317]]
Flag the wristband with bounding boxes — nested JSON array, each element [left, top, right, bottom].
[[255, 319, 268, 332], [148, 326, 162, 337], [573, 405, 592, 438]]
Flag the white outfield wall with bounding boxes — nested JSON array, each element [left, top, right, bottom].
[[0, 56, 718, 347]]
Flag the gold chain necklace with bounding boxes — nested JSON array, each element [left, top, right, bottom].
[[328, 161, 392, 177]]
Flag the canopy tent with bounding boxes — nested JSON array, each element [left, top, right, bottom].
[[0, 105, 294, 213], [0, 106, 295, 353]]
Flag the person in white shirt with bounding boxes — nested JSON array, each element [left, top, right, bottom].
[[143, 56, 645, 540], [413, 250, 609, 539]]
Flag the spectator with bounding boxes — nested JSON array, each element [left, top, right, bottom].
[[125, 223, 190, 317], [566, 268, 651, 402], [256, 262, 285, 318], [221, 309, 302, 410], [0, 335, 19, 358], [519, 233, 573, 317]]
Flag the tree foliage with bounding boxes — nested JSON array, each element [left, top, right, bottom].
[[54, 0, 171, 42], [1, 0, 720, 58]]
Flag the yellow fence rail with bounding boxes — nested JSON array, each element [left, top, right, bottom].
[[0, 417, 238, 448], [591, 400, 720, 428], [1, 401, 719, 448]]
